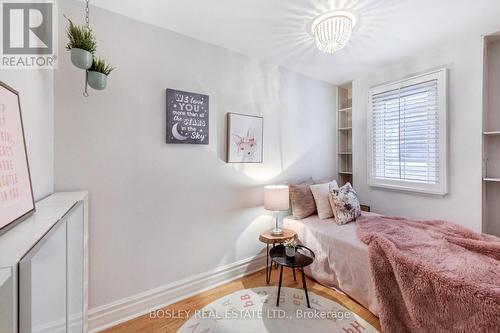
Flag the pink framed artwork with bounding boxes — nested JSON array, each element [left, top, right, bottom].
[[226, 113, 264, 163], [0, 81, 35, 232]]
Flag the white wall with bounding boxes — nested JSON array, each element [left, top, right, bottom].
[[0, 70, 54, 200], [352, 36, 483, 232], [54, 2, 336, 309]]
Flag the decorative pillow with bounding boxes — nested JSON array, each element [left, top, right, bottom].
[[289, 179, 316, 219], [310, 180, 339, 220], [329, 182, 361, 225]]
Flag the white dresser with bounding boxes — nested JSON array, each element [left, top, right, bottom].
[[0, 192, 89, 333]]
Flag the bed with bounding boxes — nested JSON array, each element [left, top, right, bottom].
[[283, 212, 380, 316]]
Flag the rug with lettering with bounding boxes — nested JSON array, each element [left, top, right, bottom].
[[177, 287, 378, 333]]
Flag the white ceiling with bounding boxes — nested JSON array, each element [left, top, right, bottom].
[[89, 0, 500, 85]]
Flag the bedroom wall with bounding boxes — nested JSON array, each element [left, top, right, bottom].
[[54, 0, 336, 314], [0, 70, 54, 201], [352, 36, 483, 232]]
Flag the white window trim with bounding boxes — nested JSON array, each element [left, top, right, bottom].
[[367, 68, 448, 195]]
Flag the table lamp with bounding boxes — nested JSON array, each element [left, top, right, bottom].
[[264, 185, 290, 236]]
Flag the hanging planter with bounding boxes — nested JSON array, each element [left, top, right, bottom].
[[70, 48, 93, 69], [64, 16, 96, 70], [87, 71, 106, 90], [64, 0, 115, 97], [87, 57, 115, 91]]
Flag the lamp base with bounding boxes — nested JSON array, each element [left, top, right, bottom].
[[271, 212, 283, 236], [271, 228, 284, 236]]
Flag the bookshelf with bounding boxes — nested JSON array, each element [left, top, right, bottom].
[[482, 33, 500, 237], [337, 83, 353, 186]]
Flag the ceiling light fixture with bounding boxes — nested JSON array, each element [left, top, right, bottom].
[[310, 10, 357, 54]]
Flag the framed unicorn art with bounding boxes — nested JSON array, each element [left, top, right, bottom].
[[226, 113, 263, 163]]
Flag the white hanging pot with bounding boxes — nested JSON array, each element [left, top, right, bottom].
[[87, 71, 108, 90], [70, 48, 93, 69], [87, 71, 107, 90]]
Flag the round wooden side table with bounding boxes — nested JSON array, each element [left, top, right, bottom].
[[259, 229, 297, 284]]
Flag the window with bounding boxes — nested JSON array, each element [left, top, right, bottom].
[[367, 69, 447, 195]]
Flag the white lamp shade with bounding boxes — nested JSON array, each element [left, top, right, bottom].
[[264, 185, 289, 211]]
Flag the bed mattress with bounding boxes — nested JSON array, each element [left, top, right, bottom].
[[283, 212, 380, 316]]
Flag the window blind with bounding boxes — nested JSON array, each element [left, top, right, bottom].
[[371, 79, 439, 184]]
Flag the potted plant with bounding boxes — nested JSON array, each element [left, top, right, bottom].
[[65, 16, 96, 69], [284, 239, 296, 258], [87, 57, 115, 90]]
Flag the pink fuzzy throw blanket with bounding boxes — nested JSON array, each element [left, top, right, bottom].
[[356, 215, 500, 333]]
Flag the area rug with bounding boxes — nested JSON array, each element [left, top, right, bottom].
[[177, 287, 378, 333]]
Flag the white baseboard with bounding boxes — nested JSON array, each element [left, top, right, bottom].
[[88, 253, 267, 333], [33, 314, 83, 333]]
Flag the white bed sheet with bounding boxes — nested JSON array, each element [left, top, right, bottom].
[[283, 212, 380, 316]]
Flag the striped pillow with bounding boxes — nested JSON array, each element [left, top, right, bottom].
[[289, 180, 316, 219]]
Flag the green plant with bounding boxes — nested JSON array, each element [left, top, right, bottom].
[[283, 239, 296, 248], [89, 57, 115, 76], [64, 15, 97, 53]]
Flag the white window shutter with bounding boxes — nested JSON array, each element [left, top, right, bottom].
[[368, 69, 447, 195]]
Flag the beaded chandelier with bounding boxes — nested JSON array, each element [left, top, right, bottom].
[[310, 11, 357, 54]]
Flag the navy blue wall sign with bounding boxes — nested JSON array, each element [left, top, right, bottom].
[[166, 89, 209, 144]]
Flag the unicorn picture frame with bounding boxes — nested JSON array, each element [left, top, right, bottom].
[[226, 113, 263, 163]]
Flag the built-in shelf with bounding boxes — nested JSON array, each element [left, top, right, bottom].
[[338, 83, 353, 186], [483, 35, 500, 237], [483, 178, 500, 182]]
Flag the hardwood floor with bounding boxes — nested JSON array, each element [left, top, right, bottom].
[[101, 268, 380, 333]]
